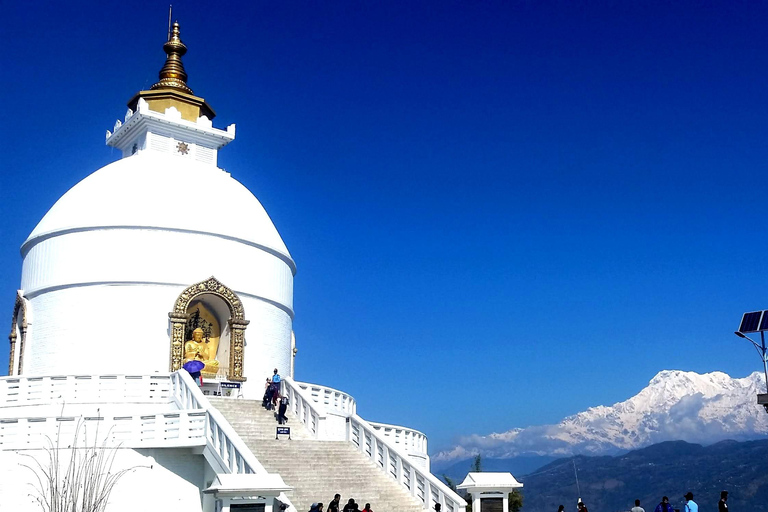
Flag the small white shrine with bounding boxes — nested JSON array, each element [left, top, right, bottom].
[[458, 472, 524, 512]]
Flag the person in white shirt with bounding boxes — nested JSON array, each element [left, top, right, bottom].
[[631, 499, 645, 512]]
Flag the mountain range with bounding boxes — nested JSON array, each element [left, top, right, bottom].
[[519, 439, 768, 512], [433, 370, 768, 473]]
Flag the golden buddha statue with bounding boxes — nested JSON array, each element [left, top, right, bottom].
[[184, 327, 220, 374]]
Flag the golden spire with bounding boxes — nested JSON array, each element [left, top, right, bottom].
[[128, 20, 215, 121], [150, 21, 193, 94]]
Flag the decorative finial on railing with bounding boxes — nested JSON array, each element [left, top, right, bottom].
[[150, 21, 193, 94]]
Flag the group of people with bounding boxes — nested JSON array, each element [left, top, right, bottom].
[[554, 491, 729, 512], [308, 494, 374, 512], [262, 368, 289, 424], [630, 491, 729, 512]]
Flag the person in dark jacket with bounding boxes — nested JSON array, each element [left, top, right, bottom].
[[342, 498, 358, 512], [327, 494, 341, 512], [277, 396, 289, 424], [719, 491, 728, 512], [654, 496, 673, 512], [557, 506, 565, 512], [264, 381, 275, 410]]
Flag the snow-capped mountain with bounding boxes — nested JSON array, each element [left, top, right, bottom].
[[434, 370, 768, 463]]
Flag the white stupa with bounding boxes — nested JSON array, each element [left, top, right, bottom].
[[12, 22, 295, 391], [1, 23, 466, 512]]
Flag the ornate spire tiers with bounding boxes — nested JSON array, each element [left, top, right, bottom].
[[129, 21, 215, 121], [107, 21, 233, 165]]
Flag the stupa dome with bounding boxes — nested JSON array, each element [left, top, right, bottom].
[[24, 153, 293, 266], [14, 23, 295, 384]]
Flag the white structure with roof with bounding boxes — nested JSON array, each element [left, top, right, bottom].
[[458, 472, 524, 512], [2, 21, 467, 512]]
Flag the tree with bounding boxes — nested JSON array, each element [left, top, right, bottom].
[[509, 489, 524, 512]]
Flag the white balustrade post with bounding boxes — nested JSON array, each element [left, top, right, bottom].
[[179, 412, 189, 442]]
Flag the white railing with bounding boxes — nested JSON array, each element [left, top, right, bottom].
[[369, 420, 429, 465], [0, 374, 173, 407], [287, 378, 453, 510], [281, 376, 326, 437], [349, 414, 465, 512], [171, 370, 267, 475], [294, 380, 356, 415], [0, 410, 206, 450], [0, 373, 294, 510]]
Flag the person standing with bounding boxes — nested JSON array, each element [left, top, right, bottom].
[[654, 496, 672, 512], [719, 491, 728, 512], [684, 492, 698, 512], [578, 501, 589, 512], [328, 494, 341, 512], [558, 506, 565, 512], [278, 395, 289, 424], [631, 499, 645, 512], [362, 504, 373, 512]]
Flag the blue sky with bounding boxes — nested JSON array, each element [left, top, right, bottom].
[[2, 1, 768, 453]]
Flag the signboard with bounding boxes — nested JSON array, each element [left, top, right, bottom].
[[276, 426, 291, 439], [220, 382, 241, 389]]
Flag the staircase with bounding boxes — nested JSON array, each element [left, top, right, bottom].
[[209, 398, 426, 512]]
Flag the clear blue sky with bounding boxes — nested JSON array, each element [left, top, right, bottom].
[[2, 1, 768, 453]]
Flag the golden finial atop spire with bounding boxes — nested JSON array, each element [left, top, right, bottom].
[[128, 18, 215, 121], [150, 21, 193, 94]]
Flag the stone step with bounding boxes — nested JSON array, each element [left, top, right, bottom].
[[209, 398, 426, 512]]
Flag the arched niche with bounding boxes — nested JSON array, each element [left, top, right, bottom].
[[8, 292, 28, 376], [168, 277, 249, 381]]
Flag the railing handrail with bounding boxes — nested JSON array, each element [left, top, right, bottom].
[[293, 380, 357, 414], [349, 412, 465, 511], [368, 420, 429, 458], [0, 409, 207, 450], [171, 370, 267, 475], [281, 376, 327, 437], [0, 374, 174, 406], [368, 420, 428, 439]]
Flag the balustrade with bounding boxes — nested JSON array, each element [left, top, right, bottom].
[[0, 374, 173, 406], [281, 376, 326, 437], [294, 380, 356, 415], [369, 420, 428, 458], [0, 373, 458, 511], [348, 413, 465, 512]]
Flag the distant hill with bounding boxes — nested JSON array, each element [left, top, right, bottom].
[[518, 439, 768, 512]]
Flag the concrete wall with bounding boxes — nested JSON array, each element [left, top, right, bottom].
[[0, 447, 207, 512], [19, 227, 293, 398]]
